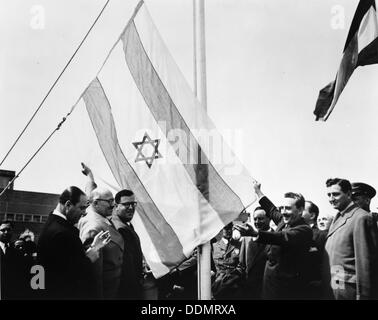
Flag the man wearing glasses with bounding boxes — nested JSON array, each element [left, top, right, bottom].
[[235, 180, 312, 299], [78, 185, 124, 299], [111, 189, 144, 299]]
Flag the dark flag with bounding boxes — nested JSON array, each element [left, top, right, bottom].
[[314, 0, 378, 121]]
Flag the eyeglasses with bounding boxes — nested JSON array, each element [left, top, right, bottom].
[[96, 198, 115, 206], [121, 201, 137, 208]]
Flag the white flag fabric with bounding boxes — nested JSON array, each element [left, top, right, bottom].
[[81, 0, 257, 278]]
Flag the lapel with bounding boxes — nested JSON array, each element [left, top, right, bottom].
[[276, 221, 286, 231], [86, 209, 124, 251], [326, 204, 358, 239], [111, 214, 140, 244], [224, 240, 237, 257]]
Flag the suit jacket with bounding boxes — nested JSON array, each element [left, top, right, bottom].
[[1, 242, 31, 300], [323, 203, 378, 300], [238, 235, 269, 299], [111, 215, 143, 300], [37, 213, 95, 299], [78, 208, 124, 299], [302, 225, 328, 299], [258, 196, 313, 299]]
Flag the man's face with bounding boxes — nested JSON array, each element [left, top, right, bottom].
[[222, 227, 233, 240], [279, 197, 302, 225], [115, 194, 137, 223], [302, 202, 314, 225], [94, 191, 114, 217], [352, 194, 371, 212], [253, 209, 270, 231], [327, 184, 351, 211], [66, 194, 89, 225], [317, 215, 333, 231], [0, 223, 12, 244]]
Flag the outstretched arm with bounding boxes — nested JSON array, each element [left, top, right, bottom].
[[252, 180, 282, 226], [81, 162, 97, 195]]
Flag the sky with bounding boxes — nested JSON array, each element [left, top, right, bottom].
[[1, 0, 378, 217]]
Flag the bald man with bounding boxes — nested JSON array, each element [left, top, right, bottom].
[[78, 187, 124, 299]]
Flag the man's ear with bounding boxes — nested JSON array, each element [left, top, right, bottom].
[[65, 200, 72, 208]]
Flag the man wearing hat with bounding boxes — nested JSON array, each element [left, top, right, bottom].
[[212, 222, 242, 299], [351, 182, 376, 212]]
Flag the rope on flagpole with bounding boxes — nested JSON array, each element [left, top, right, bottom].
[[0, 112, 72, 199], [0, 0, 111, 168]]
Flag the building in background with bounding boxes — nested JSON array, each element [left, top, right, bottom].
[[0, 170, 58, 242]]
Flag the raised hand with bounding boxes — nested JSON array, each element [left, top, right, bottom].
[[81, 162, 93, 177], [91, 230, 111, 251], [252, 179, 264, 198]]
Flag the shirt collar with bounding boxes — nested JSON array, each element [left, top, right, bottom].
[[222, 237, 229, 245], [52, 209, 67, 221], [0, 242, 5, 254], [340, 201, 354, 216]]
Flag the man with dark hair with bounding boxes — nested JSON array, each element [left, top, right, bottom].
[[323, 178, 378, 299], [112, 189, 144, 300], [238, 207, 272, 299], [302, 200, 327, 299], [302, 201, 319, 227], [0, 220, 30, 299], [38, 186, 110, 299], [235, 181, 312, 299]]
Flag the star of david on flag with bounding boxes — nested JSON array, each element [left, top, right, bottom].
[[133, 132, 162, 168], [80, 0, 257, 278]]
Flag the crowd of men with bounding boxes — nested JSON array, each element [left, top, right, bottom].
[[1, 170, 378, 300]]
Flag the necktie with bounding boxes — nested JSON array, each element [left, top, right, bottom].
[[333, 212, 342, 223]]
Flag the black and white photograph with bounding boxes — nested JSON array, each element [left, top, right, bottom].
[[1, 0, 378, 306]]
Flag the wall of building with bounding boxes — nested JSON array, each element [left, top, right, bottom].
[[0, 189, 58, 242]]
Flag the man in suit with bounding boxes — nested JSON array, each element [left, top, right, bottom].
[[111, 189, 144, 300], [37, 186, 110, 299], [302, 200, 327, 299], [323, 178, 378, 300], [235, 180, 313, 300], [78, 186, 124, 299], [238, 207, 271, 299], [0, 220, 30, 299]]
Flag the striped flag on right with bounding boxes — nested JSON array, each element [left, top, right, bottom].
[[314, 0, 378, 121]]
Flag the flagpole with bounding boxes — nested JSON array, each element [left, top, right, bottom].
[[193, 0, 211, 300]]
